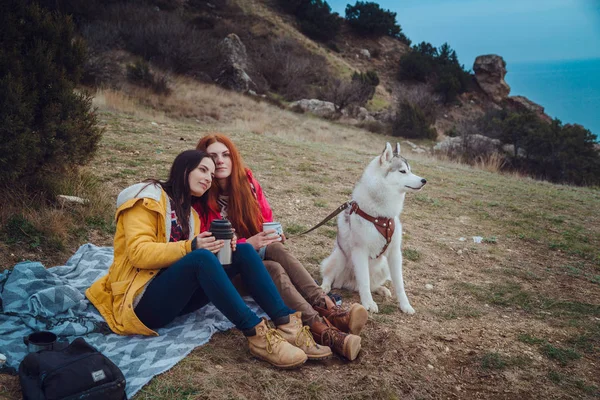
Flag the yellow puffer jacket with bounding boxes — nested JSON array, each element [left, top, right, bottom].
[[86, 183, 200, 336]]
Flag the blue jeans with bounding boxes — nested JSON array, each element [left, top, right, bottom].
[[135, 244, 294, 331]]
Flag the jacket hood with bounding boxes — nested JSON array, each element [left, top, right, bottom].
[[116, 182, 162, 209]]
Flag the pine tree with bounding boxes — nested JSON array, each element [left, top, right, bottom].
[[0, 1, 101, 186]]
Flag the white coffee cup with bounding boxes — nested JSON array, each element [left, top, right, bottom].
[[263, 222, 283, 241]]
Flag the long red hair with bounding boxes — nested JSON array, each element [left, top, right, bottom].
[[196, 134, 264, 238]]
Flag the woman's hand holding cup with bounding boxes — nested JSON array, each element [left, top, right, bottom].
[[195, 231, 224, 254], [247, 230, 280, 250], [231, 232, 237, 252]]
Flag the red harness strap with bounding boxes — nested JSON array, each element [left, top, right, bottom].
[[349, 201, 395, 259]]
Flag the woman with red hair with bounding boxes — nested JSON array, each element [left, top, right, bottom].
[[195, 134, 368, 361]]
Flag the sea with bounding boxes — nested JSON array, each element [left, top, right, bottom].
[[505, 58, 600, 139]]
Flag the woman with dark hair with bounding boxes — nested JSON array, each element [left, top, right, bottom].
[[195, 134, 368, 361], [86, 150, 313, 369]]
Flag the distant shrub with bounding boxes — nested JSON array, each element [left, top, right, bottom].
[[327, 41, 341, 53], [345, 1, 411, 45], [278, 0, 341, 42], [189, 15, 217, 30], [456, 109, 600, 186], [79, 21, 125, 86], [126, 59, 171, 95], [501, 113, 600, 185], [358, 119, 389, 134], [398, 42, 471, 103], [435, 67, 465, 103], [392, 101, 437, 140], [446, 126, 459, 137], [0, 1, 102, 186], [34, 0, 107, 24], [441, 119, 503, 165], [127, 59, 153, 86], [322, 78, 374, 113], [251, 37, 330, 100], [98, 3, 221, 76], [353, 70, 380, 87], [349, 70, 379, 102], [81, 51, 123, 87]]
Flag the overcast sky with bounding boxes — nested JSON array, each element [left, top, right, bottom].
[[328, 0, 600, 67]]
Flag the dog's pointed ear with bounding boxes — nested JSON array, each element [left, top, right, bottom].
[[380, 142, 394, 165], [394, 142, 401, 156]]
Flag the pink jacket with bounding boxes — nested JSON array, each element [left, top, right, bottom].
[[195, 169, 273, 243]]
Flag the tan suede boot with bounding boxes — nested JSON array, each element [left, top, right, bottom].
[[246, 318, 307, 369], [277, 312, 333, 361], [313, 296, 368, 335]]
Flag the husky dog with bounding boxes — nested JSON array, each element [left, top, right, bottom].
[[320, 143, 426, 313]]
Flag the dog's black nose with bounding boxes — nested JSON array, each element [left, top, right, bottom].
[[421, 179, 427, 184]]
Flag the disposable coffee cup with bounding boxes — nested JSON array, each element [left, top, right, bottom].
[[23, 331, 57, 353], [210, 219, 234, 265], [263, 222, 283, 241]]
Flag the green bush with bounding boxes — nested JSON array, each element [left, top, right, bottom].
[[345, 1, 410, 44], [351, 70, 379, 102], [506, 116, 600, 186], [321, 78, 374, 113], [398, 42, 471, 103], [474, 109, 600, 186], [250, 37, 330, 101], [326, 41, 341, 53], [398, 42, 437, 82], [392, 101, 437, 140], [352, 70, 380, 87], [127, 59, 153, 86], [126, 59, 171, 95], [0, 1, 102, 186], [278, 0, 341, 42]]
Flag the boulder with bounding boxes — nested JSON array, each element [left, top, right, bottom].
[[356, 107, 370, 120], [473, 55, 510, 102], [507, 95, 552, 122], [502, 144, 526, 158], [508, 95, 544, 114], [402, 140, 428, 154], [434, 134, 501, 153], [371, 109, 394, 123], [359, 49, 371, 59], [57, 195, 88, 205], [215, 33, 255, 92], [288, 99, 336, 118]]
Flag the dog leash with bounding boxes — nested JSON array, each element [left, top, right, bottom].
[[286, 201, 352, 239]]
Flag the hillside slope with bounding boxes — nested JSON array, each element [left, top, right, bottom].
[[1, 81, 598, 399]]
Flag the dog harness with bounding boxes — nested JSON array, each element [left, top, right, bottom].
[[349, 201, 395, 259]]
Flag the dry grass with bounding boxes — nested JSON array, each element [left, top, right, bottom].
[[0, 171, 114, 270], [1, 82, 599, 399], [473, 152, 507, 173]]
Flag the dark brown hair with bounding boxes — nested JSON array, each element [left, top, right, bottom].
[[148, 150, 213, 237]]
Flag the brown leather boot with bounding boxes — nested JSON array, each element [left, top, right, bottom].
[[313, 296, 368, 335], [310, 318, 361, 361], [276, 311, 333, 361], [245, 318, 307, 369]]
